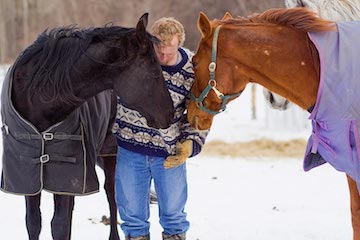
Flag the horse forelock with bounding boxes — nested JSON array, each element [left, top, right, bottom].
[[221, 8, 336, 33]]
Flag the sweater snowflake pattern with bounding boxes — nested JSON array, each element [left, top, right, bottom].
[[112, 48, 208, 157]]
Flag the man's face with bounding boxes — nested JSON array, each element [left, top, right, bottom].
[[154, 36, 179, 66]]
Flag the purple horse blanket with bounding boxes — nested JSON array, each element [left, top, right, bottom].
[[304, 21, 360, 191]]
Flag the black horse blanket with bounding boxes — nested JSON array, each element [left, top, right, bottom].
[[1, 66, 116, 196]]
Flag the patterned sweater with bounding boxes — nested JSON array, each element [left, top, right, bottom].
[[112, 48, 208, 157]]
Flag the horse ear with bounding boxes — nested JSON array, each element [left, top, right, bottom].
[[198, 12, 212, 38], [222, 12, 232, 20], [136, 13, 149, 42], [138, 13, 149, 28]]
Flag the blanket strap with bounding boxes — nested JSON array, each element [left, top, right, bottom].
[[14, 132, 82, 141]]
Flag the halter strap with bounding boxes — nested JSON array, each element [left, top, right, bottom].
[[191, 25, 242, 115], [209, 25, 221, 81]]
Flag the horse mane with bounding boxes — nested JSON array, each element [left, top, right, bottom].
[[222, 8, 336, 33], [14, 25, 159, 104], [285, 0, 360, 21]]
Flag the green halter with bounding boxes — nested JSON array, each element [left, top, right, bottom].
[[191, 25, 242, 115]]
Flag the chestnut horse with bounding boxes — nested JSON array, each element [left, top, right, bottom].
[[1, 13, 174, 240], [187, 8, 360, 239]]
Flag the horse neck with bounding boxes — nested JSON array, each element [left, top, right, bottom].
[[11, 69, 112, 132], [223, 24, 320, 110]]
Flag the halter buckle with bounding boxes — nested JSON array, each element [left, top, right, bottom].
[[208, 62, 216, 73], [209, 79, 216, 88]]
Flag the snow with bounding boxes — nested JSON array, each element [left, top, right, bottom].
[[0, 65, 352, 239]]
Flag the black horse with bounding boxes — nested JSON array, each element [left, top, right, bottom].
[[0, 13, 174, 240]]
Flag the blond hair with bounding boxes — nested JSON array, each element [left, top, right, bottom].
[[151, 17, 185, 47]]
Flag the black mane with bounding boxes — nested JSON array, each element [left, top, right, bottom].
[[14, 25, 159, 104]]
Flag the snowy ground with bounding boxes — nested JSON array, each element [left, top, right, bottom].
[[0, 65, 352, 239]]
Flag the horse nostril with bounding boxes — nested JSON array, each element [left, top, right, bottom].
[[269, 93, 275, 104]]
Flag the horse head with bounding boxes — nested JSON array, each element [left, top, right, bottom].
[[11, 13, 174, 130], [87, 13, 174, 129], [106, 13, 175, 129], [188, 8, 335, 130], [188, 12, 246, 130], [263, 89, 291, 110]]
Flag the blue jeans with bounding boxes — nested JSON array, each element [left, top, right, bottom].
[[115, 147, 189, 237]]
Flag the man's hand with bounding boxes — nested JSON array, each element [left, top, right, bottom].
[[164, 140, 193, 169]]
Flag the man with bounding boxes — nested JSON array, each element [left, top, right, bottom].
[[112, 17, 208, 240]]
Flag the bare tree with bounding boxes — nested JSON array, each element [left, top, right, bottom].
[[0, 0, 284, 63]]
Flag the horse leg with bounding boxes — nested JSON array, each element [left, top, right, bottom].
[[25, 194, 42, 240], [347, 175, 360, 240], [51, 194, 74, 240], [102, 155, 120, 240]]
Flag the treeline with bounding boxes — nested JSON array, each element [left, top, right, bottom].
[[0, 0, 284, 63]]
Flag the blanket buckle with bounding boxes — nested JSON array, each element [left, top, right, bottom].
[[43, 132, 54, 141], [40, 154, 50, 163]]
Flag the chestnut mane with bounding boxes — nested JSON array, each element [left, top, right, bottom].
[[221, 8, 336, 33]]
